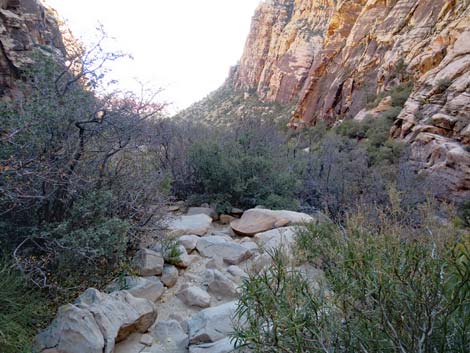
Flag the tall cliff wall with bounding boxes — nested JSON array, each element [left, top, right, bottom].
[[0, 0, 67, 97], [231, 0, 470, 200]]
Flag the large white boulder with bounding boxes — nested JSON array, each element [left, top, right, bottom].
[[254, 226, 298, 255], [187, 301, 238, 344], [187, 207, 218, 220], [230, 208, 314, 236], [35, 289, 157, 353], [133, 248, 164, 276], [149, 320, 189, 353], [167, 214, 213, 236], [177, 286, 211, 308], [196, 236, 252, 265]]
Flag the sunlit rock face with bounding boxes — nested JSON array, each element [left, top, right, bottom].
[[231, 0, 336, 104], [231, 0, 470, 200], [0, 0, 67, 97]]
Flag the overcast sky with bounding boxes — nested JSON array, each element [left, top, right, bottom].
[[47, 0, 260, 113]]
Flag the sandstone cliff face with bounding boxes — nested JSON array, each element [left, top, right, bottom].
[[0, 0, 67, 97], [232, 0, 470, 201]]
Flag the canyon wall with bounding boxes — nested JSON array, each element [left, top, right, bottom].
[[0, 0, 68, 97], [231, 0, 470, 200]]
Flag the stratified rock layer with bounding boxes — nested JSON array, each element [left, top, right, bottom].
[[231, 0, 470, 200], [0, 0, 70, 98]]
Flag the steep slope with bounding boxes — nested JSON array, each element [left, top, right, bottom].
[[229, 0, 470, 200], [0, 0, 68, 98]]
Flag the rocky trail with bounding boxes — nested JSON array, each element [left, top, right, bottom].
[[35, 205, 321, 353]]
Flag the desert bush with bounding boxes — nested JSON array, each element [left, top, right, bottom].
[[234, 203, 470, 352], [187, 138, 298, 212], [0, 260, 50, 353], [152, 117, 299, 212], [336, 118, 371, 139], [232, 249, 336, 352], [0, 34, 166, 294]]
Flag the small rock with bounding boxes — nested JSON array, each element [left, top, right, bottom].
[[205, 270, 237, 298], [230, 207, 244, 217], [140, 334, 154, 346], [255, 226, 297, 256], [227, 265, 248, 279], [240, 241, 259, 252], [189, 337, 235, 353], [187, 207, 219, 221], [167, 205, 180, 212], [188, 301, 238, 344], [177, 286, 211, 308], [161, 265, 179, 288], [150, 320, 188, 353], [167, 214, 213, 236], [219, 214, 235, 224], [113, 276, 165, 303], [133, 249, 164, 276], [178, 235, 200, 252], [205, 258, 223, 270], [196, 237, 252, 265]]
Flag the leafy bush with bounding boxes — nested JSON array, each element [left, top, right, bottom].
[[0, 261, 50, 353], [232, 249, 335, 352], [234, 205, 470, 352], [336, 118, 370, 139]]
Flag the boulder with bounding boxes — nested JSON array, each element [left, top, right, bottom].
[[187, 301, 238, 344], [178, 234, 200, 252], [133, 249, 164, 276], [204, 269, 238, 298], [114, 333, 146, 353], [219, 214, 235, 225], [230, 208, 244, 217], [189, 337, 235, 353], [108, 276, 165, 303], [187, 207, 218, 221], [35, 305, 104, 353], [161, 265, 179, 288], [231, 208, 314, 236], [35, 289, 157, 353], [149, 320, 189, 353], [167, 214, 213, 236], [196, 236, 252, 265], [177, 286, 211, 308], [227, 265, 248, 280], [254, 226, 298, 255]]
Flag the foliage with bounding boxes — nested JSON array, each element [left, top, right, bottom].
[[0, 34, 166, 295], [152, 117, 300, 212], [232, 249, 335, 352], [0, 261, 50, 353], [161, 238, 182, 266], [233, 203, 470, 352]]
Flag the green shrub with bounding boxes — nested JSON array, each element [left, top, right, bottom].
[[232, 249, 336, 352], [0, 260, 50, 353], [234, 207, 470, 352], [186, 137, 299, 211], [458, 200, 470, 228], [336, 118, 370, 139]]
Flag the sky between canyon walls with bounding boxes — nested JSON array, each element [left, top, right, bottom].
[[48, 0, 260, 113]]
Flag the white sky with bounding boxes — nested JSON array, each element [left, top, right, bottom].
[[47, 0, 260, 113]]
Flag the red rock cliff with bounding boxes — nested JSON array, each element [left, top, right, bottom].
[[232, 0, 470, 200], [0, 0, 68, 97]]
